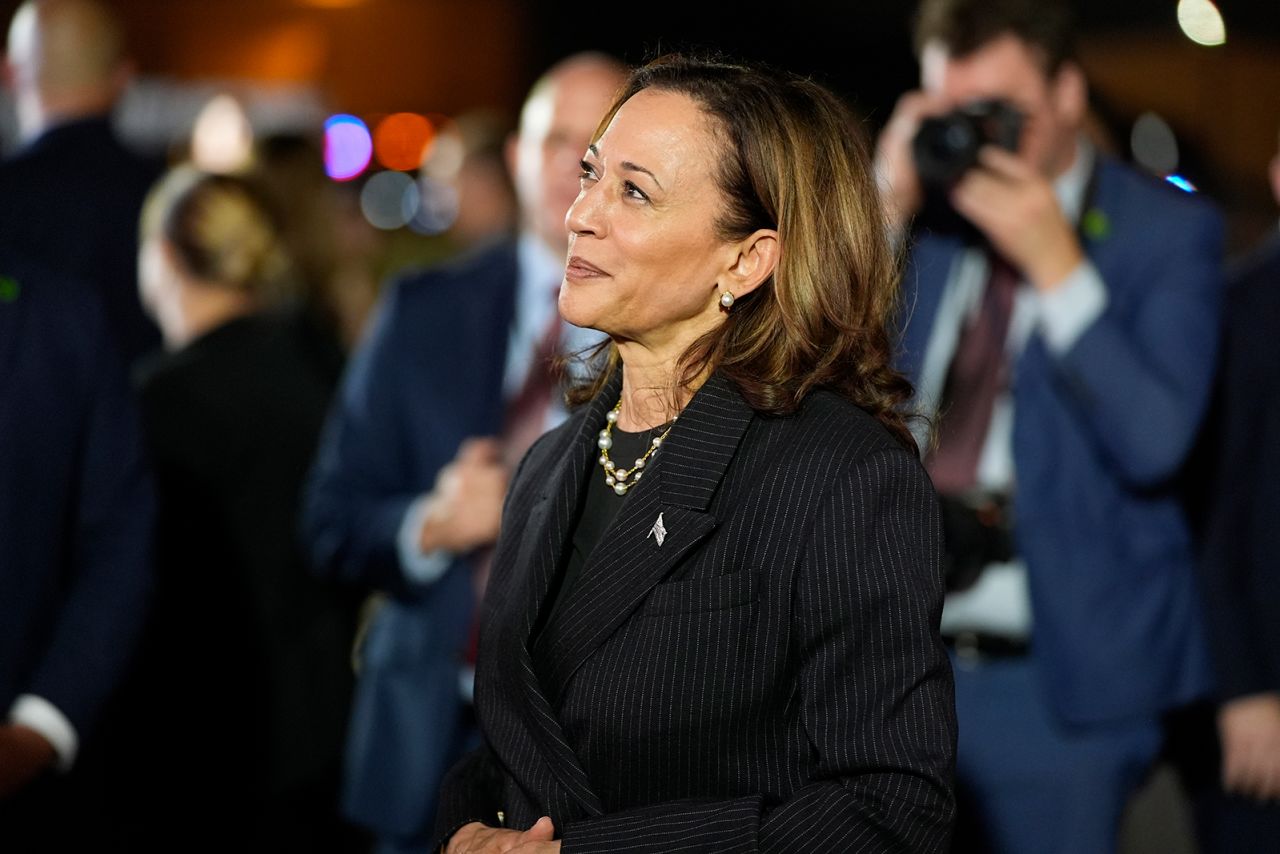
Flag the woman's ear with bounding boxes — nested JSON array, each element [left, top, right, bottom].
[[722, 228, 780, 299]]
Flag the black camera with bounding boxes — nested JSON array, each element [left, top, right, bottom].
[[912, 99, 1024, 190]]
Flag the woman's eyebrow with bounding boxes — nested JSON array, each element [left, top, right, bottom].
[[586, 144, 663, 190], [620, 161, 662, 190]]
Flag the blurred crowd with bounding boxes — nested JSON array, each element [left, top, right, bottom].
[[0, 0, 1275, 852]]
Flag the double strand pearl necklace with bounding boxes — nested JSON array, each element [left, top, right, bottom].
[[596, 400, 676, 496]]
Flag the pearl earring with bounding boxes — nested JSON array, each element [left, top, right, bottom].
[[719, 291, 735, 310]]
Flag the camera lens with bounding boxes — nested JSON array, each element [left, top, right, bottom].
[[913, 114, 982, 189]]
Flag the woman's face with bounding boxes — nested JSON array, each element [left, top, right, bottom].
[[560, 89, 740, 353]]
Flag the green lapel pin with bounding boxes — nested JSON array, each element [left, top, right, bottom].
[[0, 275, 19, 303], [1081, 208, 1110, 242]]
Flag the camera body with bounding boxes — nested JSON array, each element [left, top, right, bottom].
[[912, 99, 1024, 190]]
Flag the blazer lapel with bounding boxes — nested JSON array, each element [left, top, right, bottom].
[[489, 370, 621, 817], [533, 373, 755, 707]]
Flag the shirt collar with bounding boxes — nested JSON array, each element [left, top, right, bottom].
[[517, 232, 564, 308]]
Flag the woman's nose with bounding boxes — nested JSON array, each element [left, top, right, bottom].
[[566, 183, 603, 238]]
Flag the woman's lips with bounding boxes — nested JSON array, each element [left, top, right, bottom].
[[565, 256, 609, 279]]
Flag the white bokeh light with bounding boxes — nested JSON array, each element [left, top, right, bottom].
[[191, 94, 254, 174], [1177, 0, 1227, 47]]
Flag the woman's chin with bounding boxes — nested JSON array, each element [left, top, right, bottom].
[[557, 293, 606, 334]]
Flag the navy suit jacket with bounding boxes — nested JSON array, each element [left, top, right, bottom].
[[303, 243, 518, 836], [1197, 234, 1280, 701], [0, 248, 154, 740], [0, 115, 163, 363], [898, 157, 1221, 724]]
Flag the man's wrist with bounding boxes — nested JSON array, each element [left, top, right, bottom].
[[7, 695, 76, 771], [1027, 239, 1085, 292], [1034, 259, 1108, 355], [418, 496, 453, 553], [398, 494, 454, 584]]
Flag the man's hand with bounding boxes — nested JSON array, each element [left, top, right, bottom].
[[1219, 692, 1280, 803], [950, 146, 1084, 291], [0, 723, 56, 800], [873, 90, 950, 234], [446, 816, 559, 853], [419, 438, 510, 555]]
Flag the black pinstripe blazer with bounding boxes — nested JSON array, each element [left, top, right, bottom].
[[434, 370, 956, 852]]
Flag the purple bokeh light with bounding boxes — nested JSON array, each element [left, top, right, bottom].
[[325, 114, 373, 182]]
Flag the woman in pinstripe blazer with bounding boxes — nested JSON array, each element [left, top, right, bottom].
[[438, 56, 956, 854]]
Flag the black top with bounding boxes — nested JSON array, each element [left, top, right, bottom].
[[132, 308, 358, 812], [532, 425, 661, 646]]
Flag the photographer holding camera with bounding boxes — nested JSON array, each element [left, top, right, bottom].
[[880, 1, 1224, 851]]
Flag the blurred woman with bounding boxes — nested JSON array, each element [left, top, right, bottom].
[[436, 56, 956, 854], [132, 168, 362, 848]]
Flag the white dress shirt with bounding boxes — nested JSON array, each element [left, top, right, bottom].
[[912, 139, 1108, 638]]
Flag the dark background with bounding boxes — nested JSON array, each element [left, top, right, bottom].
[[0, 0, 1276, 247]]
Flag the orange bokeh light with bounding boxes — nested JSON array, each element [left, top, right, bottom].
[[374, 112, 435, 172]]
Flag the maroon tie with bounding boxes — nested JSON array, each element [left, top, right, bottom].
[[501, 298, 564, 467], [926, 253, 1020, 496]]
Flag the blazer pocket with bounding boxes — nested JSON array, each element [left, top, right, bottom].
[[641, 570, 758, 616]]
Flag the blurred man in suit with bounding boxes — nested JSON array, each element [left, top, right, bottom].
[[0, 0, 162, 363], [0, 248, 154, 848], [303, 53, 626, 853], [878, 1, 1221, 851], [1190, 130, 1280, 851]]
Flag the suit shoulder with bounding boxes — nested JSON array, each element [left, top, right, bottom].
[[771, 389, 915, 470], [1097, 158, 1222, 233], [1225, 238, 1280, 353]]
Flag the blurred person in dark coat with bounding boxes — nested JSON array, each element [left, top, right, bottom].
[[303, 53, 626, 854], [1190, 131, 1280, 851], [130, 167, 362, 847], [0, 0, 163, 364], [0, 247, 154, 848], [878, 0, 1221, 850]]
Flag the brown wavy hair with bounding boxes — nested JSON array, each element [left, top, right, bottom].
[[567, 55, 917, 452]]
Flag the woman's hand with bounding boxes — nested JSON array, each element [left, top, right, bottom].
[[445, 816, 560, 853]]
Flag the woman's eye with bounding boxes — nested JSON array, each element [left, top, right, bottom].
[[579, 162, 598, 182], [623, 181, 649, 202]]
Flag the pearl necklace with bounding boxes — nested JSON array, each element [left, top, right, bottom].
[[596, 400, 676, 496]]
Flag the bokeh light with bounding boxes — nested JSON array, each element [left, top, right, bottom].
[[360, 170, 421, 229], [374, 112, 435, 172], [325, 114, 373, 182], [1177, 0, 1226, 47], [421, 119, 466, 180], [191, 94, 254, 174], [1131, 112, 1179, 175], [410, 174, 460, 235], [1165, 174, 1198, 193]]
